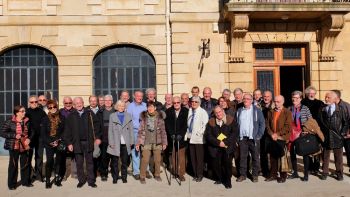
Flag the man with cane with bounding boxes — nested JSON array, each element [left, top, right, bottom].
[[165, 96, 189, 182]]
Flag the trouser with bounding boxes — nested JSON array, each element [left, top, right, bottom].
[[132, 131, 140, 175], [8, 150, 30, 188], [189, 144, 204, 178], [45, 147, 66, 180], [270, 155, 287, 179], [99, 142, 111, 177], [171, 147, 186, 177], [239, 138, 260, 177], [343, 138, 350, 168], [322, 148, 343, 176], [29, 139, 44, 180], [260, 133, 270, 177], [211, 148, 233, 184], [303, 155, 311, 177], [289, 141, 298, 174], [110, 144, 129, 180], [140, 144, 162, 179], [75, 141, 95, 184]]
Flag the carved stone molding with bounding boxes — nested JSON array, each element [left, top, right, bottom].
[[319, 14, 345, 62], [229, 14, 249, 63]]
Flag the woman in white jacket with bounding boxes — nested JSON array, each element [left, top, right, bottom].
[[186, 96, 209, 182]]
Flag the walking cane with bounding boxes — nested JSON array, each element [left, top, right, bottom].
[[176, 135, 182, 186], [163, 148, 171, 185]]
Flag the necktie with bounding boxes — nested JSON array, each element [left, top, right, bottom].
[[189, 110, 196, 133], [327, 106, 332, 119]]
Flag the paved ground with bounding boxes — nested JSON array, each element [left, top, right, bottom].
[[0, 156, 350, 197]]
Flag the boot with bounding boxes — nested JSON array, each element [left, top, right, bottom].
[[46, 179, 52, 189], [54, 175, 62, 187]]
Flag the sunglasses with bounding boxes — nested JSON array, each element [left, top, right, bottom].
[[29, 101, 38, 104], [39, 99, 47, 102], [48, 106, 57, 110], [64, 102, 73, 104], [173, 102, 180, 104]]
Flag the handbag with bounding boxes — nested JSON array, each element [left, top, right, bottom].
[[294, 133, 321, 156], [267, 138, 286, 158], [90, 113, 101, 158], [57, 140, 66, 152]]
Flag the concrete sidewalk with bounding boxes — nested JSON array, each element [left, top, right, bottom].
[[0, 156, 349, 197]]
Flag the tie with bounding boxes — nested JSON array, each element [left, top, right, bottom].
[[189, 110, 196, 133], [327, 106, 332, 119]]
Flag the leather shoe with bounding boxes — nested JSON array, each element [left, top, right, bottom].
[[146, 171, 152, 179], [179, 176, 186, 182], [88, 183, 97, 188], [154, 176, 162, 182], [252, 176, 258, 183], [9, 187, 16, 190], [320, 174, 327, 180], [23, 183, 34, 187], [192, 177, 197, 181], [113, 179, 118, 184], [336, 175, 344, 181], [101, 176, 108, 182], [287, 173, 299, 179], [277, 177, 286, 183], [236, 176, 246, 182], [140, 178, 146, 184], [46, 182, 52, 189], [122, 179, 127, 183], [77, 181, 86, 188], [301, 176, 308, 182], [264, 176, 277, 182], [196, 177, 203, 182], [214, 181, 222, 184], [225, 182, 232, 189], [133, 174, 140, 180]]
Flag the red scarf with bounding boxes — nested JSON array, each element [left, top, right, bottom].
[[12, 115, 29, 151]]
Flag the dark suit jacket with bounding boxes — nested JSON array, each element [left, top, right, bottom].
[[64, 109, 101, 154], [165, 106, 189, 152]]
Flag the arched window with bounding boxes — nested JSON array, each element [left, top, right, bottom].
[[93, 45, 156, 101], [0, 45, 58, 122]]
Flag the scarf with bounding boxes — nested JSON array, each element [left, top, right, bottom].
[[12, 115, 29, 151], [48, 111, 60, 137], [292, 105, 301, 130]]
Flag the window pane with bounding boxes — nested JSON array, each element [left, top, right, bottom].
[[255, 46, 274, 60], [21, 69, 27, 90], [6, 92, 12, 114], [37, 69, 44, 90], [0, 69, 3, 91], [13, 69, 20, 90], [5, 69, 12, 91], [257, 71, 274, 96], [0, 92, 4, 113], [283, 47, 301, 59], [30, 69, 37, 90], [13, 92, 20, 106]]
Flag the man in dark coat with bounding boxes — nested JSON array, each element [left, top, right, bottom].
[[319, 91, 349, 181], [200, 87, 218, 117], [165, 96, 189, 181], [26, 95, 47, 182], [64, 97, 101, 188], [205, 106, 237, 189]]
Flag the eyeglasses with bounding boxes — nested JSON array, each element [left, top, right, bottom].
[[48, 106, 57, 110], [191, 101, 199, 103], [173, 102, 180, 104], [39, 99, 47, 102], [29, 101, 38, 104], [64, 102, 72, 105]]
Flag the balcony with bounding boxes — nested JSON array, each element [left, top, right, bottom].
[[226, 0, 350, 12]]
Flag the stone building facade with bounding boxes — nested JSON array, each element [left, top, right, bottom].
[[0, 0, 350, 122]]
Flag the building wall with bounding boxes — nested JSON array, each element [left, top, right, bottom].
[[0, 0, 349, 102]]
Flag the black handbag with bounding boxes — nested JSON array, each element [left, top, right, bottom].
[[294, 134, 320, 156], [57, 140, 66, 152], [267, 138, 286, 158]]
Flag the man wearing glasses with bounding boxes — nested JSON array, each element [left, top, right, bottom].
[[26, 95, 47, 182], [38, 95, 49, 114], [165, 96, 189, 181]]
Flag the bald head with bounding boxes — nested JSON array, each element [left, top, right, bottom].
[[274, 95, 284, 110], [73, 97, 84, 111]]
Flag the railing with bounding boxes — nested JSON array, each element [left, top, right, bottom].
[[229, 0, 350, 2]]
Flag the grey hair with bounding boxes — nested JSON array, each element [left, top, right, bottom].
[[29, 95, 38, 100], [243, 93, 253, 99], [191, 96, 201, 105], [233, 88, 243, 94], [114, 100, 126, 110], [291, 90, 303, 98], [222, 89, 231, 94], [104, 94, 113, 101], [145, 88, 156, 95], [73, 97, 84, 103], [304, 86, 317, 95]]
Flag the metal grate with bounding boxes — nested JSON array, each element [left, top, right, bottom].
[[257, 70, 274, 96], [93, 45, 156, 101], [255, 47, 274, 60], [0, 46, 58, 123], [283, 47, 302, 59]]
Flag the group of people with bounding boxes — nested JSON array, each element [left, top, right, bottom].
[[1, 86, 350, 190]]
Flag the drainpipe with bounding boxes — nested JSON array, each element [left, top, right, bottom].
[[166, 0, 172, 94]]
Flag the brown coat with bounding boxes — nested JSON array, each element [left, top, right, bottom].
[[302, 117, 325, 142], [137, 111, 167, 146], [266, 107, 292, 141]]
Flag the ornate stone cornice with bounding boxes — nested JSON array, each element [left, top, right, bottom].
[[229, 14, 249, 63]]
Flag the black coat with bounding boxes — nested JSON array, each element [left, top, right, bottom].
[[64, 109, 101, 154], [0, 117, 33, 150], [205, 115, 237, 158], [165, 107, 189, 152], [319, 104, 349, 149], [40, 113, 65, 147], [201, 98, 218, 116], [26, 107, 47, 145]]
